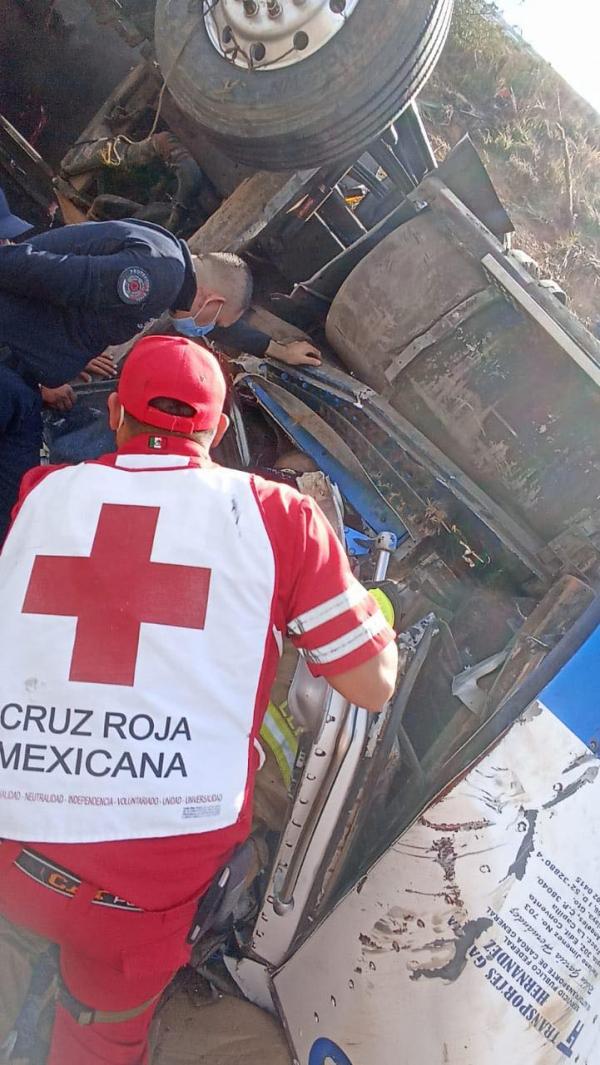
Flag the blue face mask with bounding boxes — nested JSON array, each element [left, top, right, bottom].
[[173, 316, 216, 339], [173, 304, 222, 339]]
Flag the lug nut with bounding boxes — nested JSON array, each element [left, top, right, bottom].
[[243, 0, 258, 16], [267, 0, 282, 15]]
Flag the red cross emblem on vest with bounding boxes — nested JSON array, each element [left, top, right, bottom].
[[22, 504, 211, 686]]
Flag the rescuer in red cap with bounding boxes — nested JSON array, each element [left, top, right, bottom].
[[0, 334, 398, 1064]]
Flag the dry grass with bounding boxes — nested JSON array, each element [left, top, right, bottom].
[[424, 0, 600, 324]]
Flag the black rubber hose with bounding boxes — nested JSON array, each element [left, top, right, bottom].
[[171, 155, 203, 211], [167, 155, 203, 232]]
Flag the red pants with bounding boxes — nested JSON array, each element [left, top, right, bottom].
[[0, 842, 199, 1064]]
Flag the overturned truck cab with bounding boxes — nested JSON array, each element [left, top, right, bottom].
[[256, 159, 600, 1065]]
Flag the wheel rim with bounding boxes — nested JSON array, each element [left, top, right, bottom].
[[204, 0, 361, 70]]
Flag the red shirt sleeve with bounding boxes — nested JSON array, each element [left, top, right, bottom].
[[253, 477, 395, 677]]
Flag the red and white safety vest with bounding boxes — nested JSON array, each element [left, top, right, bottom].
[[0, 440, 392, 845]]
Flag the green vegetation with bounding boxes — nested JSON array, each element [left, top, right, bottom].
[[423, 0, 600, 324]]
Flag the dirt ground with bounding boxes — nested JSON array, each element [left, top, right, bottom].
[[152, 975, 292, 1065]]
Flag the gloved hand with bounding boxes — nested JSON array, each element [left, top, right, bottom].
[[266, 339, 322, 367], [364, 579, 406, 631]]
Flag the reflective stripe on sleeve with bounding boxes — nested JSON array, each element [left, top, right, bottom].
[[287, 583, 368, 636], [302, 611, 389, 666]]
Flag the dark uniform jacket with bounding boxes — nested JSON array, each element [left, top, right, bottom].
[[0, 219, 270, 389]]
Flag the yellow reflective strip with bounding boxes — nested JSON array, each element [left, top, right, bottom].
[[260, 701, 300, 787], [266, 701, 299, 751]]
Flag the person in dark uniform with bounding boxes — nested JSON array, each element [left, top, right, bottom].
[[0, 186, 39, 546], [0, 186, 33, 246], [0, 217, 320, 542]]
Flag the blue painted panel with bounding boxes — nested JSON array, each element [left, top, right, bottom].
[[540, 624, 600, 753], [249, 382, 407, 541]]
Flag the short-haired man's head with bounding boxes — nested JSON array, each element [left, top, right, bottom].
[[191, 251, 253, 327], [122, 396, 217, 446]]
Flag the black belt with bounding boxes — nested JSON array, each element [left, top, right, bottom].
[[14, 847, 143, 913], [0, 346, 40, 390]]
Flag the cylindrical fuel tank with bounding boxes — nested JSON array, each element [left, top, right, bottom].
[[326, 210, 600, 548]]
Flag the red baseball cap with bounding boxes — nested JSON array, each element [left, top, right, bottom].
[[118, 334, 227, 434]]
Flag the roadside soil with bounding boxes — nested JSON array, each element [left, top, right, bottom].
[[152, 971, 292, 1065]]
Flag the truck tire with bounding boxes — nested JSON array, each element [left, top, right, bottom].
[[155, 0, 453, 170]]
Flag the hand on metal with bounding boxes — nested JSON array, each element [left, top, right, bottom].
[[40, 384, 77, 412], [82, 353, 117, 380], [268, 339, 322, 366]]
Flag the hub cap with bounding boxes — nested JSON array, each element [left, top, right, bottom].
[[204, 0, 361, 70]]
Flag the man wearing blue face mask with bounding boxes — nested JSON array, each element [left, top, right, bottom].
[[172, 250, 322, 369], [0, 217, 321, 542], [171, 248, 255, 341]]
